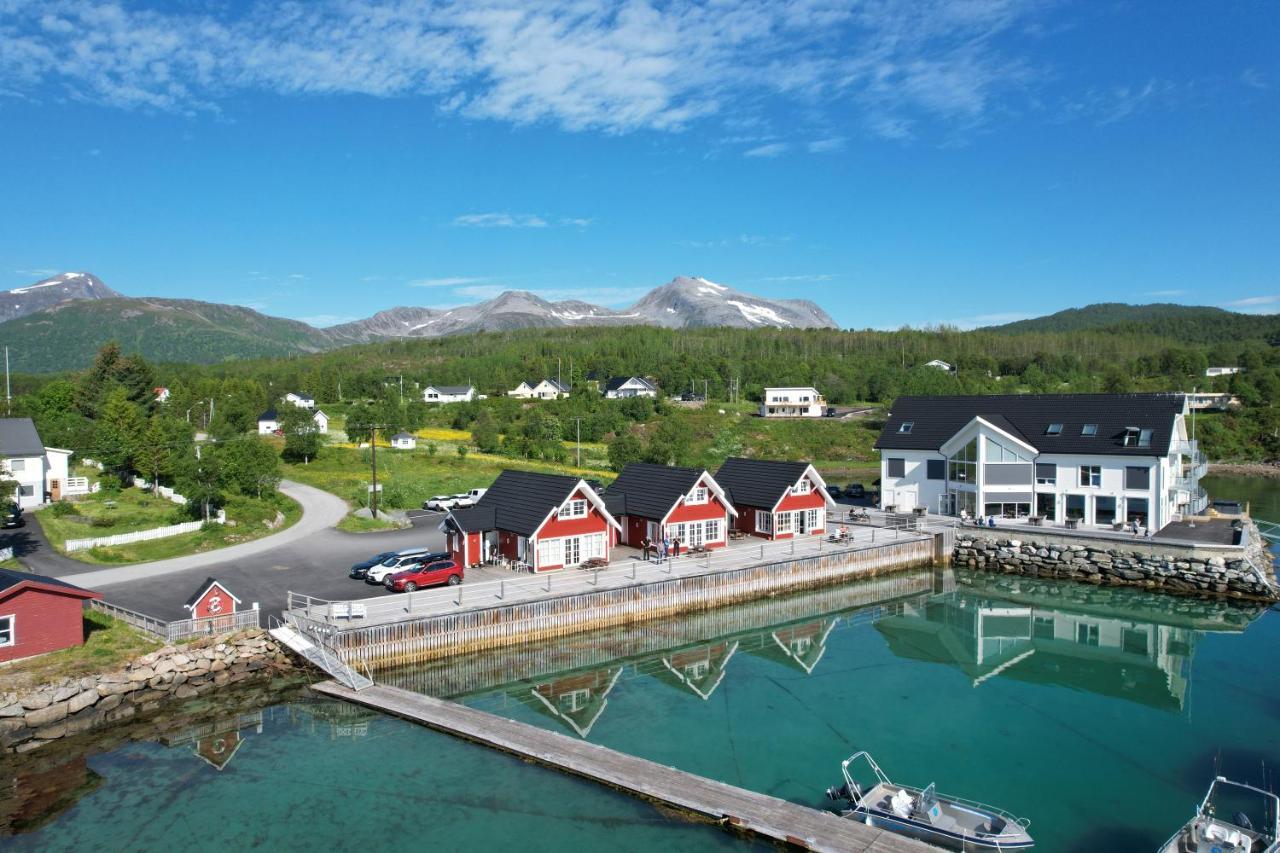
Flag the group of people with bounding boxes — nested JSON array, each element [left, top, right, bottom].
[[640, 536, 683, 561]]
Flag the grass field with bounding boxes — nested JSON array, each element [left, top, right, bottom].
[[36, 488, 302, 565], [0, 611, 160, 691]]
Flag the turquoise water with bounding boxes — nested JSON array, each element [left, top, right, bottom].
[[7, 476, 1279, 852]]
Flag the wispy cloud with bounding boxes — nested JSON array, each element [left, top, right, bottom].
[[0, 0, 1053, 139], [744, 142, 788, 158], [452, 213, 548, 228], [409, 276, 487, 287]]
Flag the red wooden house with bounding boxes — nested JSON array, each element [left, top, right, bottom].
[[442, 470, 620, 573], [603, 463, 736, 550], [0, 568, 102, 663], [713, 458, 836, 540]]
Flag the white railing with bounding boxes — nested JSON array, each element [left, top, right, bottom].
[[286, 517, 951, 628]]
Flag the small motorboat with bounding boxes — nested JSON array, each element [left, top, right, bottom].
[[826, 752, 1034, 850], [1158, 776, 1280, 852]]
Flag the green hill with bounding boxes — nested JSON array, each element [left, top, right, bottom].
[[0, 297, 332, 372], [987, 302, 1280, 343]]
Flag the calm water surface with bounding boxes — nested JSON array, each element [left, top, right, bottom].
[[7, 475, 1279, 852]]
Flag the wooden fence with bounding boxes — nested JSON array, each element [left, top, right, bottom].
[[324, 537, 936, 668]]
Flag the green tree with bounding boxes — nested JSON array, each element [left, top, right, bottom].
[[608, 431, 644, 472], [220, 437, 282, 497]]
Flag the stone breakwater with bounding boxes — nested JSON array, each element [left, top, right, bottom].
[[0, 630, 293, 754], [954, 535, 1279, 601]]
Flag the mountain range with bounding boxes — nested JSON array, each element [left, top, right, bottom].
[[0, 273, 838, 372]]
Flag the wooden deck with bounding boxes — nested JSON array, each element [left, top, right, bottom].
[[312, 681, 935, 852]]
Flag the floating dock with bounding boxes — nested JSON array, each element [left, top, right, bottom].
[[312, 680, 934, 852]]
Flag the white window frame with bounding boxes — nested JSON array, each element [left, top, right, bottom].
[[775, 511, 793, 534], [756, 510, 773, 534], [0, 614, 13, 647], [558, 499, 588, 520]]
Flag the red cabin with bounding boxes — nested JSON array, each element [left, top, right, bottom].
[[604, 462, 736, 550], [442, 470, 620, 573], [714, 458, 836, 540], [0, 568, 102, 663]]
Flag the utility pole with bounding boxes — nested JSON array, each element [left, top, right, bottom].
[[370, 425, 379, 518], [570, 417, 584, 467]]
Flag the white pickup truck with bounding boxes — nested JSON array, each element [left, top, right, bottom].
[[423, 488, 487, 512]]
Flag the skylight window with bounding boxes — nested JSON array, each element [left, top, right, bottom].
[[1045, 423, 1063, 435], [898, 421, 914, 434], [1082, 424, 1098, 436]]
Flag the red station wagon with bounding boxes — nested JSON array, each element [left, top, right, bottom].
[[385, 559, 463, 592]]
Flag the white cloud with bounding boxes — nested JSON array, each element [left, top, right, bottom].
[[452, 212, 549, 228], [0, 0, 1052, 138], [409, 276, 486, 287], [744, 142, 788, 158]]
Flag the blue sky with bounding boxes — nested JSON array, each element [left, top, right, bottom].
[[0, 0, 1277, 330]]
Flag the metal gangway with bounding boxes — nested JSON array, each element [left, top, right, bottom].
[[269, 615, 374, 691]]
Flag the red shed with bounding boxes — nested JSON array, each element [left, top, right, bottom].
[[184, 578, 241, 619], [441, 470, 620, 573], [714, 458, 836, 540], [603, 462, 736, 550], [0, 568, 102, 663]]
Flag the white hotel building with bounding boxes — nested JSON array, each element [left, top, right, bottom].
[[874, 394, 1208, 530]]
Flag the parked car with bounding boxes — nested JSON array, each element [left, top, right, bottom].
[[1, 503, 23, 529], [349, 550, 399, 580], [386, 559, 463, 592], [365, 550, 449, 585], [844, 483, 866, 499]]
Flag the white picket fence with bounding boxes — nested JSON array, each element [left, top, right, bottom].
[[65, 514, 225, 553]]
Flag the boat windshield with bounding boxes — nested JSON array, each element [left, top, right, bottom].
[[1207, 780, 1279, 838]]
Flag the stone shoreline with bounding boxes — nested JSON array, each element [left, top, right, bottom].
[[954, 534, 1279, 601], [0, 629, 295, 754]]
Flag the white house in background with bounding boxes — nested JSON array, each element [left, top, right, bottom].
[[509, 379, 571, 400], [422, 385, 475, 404], [257, 408, 280, 435], [1205, 366, 1242, 378], [924, 359, 955, 372], [391, 432, 417, 450], [284, 392, 315, 409], [604, 376, 659, 399], [312, 410, 330, 434], [0, 419, 71, 508], [759, 387, 825, 418], [874, 393, 1207, 531], [154, 386, 171, 403]]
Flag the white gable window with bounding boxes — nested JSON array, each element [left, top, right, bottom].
[[688, 486, 708, 504], [791, 478, 811, 495], [756, 510, 773, 534], [558, 499, 588, 520]]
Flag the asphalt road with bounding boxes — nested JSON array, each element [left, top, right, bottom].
[[9, 483, 450, 622]]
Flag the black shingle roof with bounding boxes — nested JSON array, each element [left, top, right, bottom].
[[0, 567, 98, 597], [472, 470, 586, 537], [874, 393, 1185, 457], [714, 458, 811, 509], [0, 418, 46, 458], [606, 463, 706, 521]]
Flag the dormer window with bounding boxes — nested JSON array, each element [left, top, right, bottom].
[[1082, 424, 1098, 436], [898, 421, 914, 434], [1045, 423, 1063, 435]]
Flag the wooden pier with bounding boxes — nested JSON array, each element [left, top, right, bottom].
[[313, 680, 933, 852]]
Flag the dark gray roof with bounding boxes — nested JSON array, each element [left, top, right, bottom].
[[714, 458, 811, 509], [874, 393, 1185, 457], [0, 567, 99, 598], [471, 470, 585, 536], [0, 418, 45, 458], [605, 463, 706, 520], [184, 577, 240, 610], [605, 376, 657, 393], [445, 505, 496, 534], [427, 385, 473, 394]]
